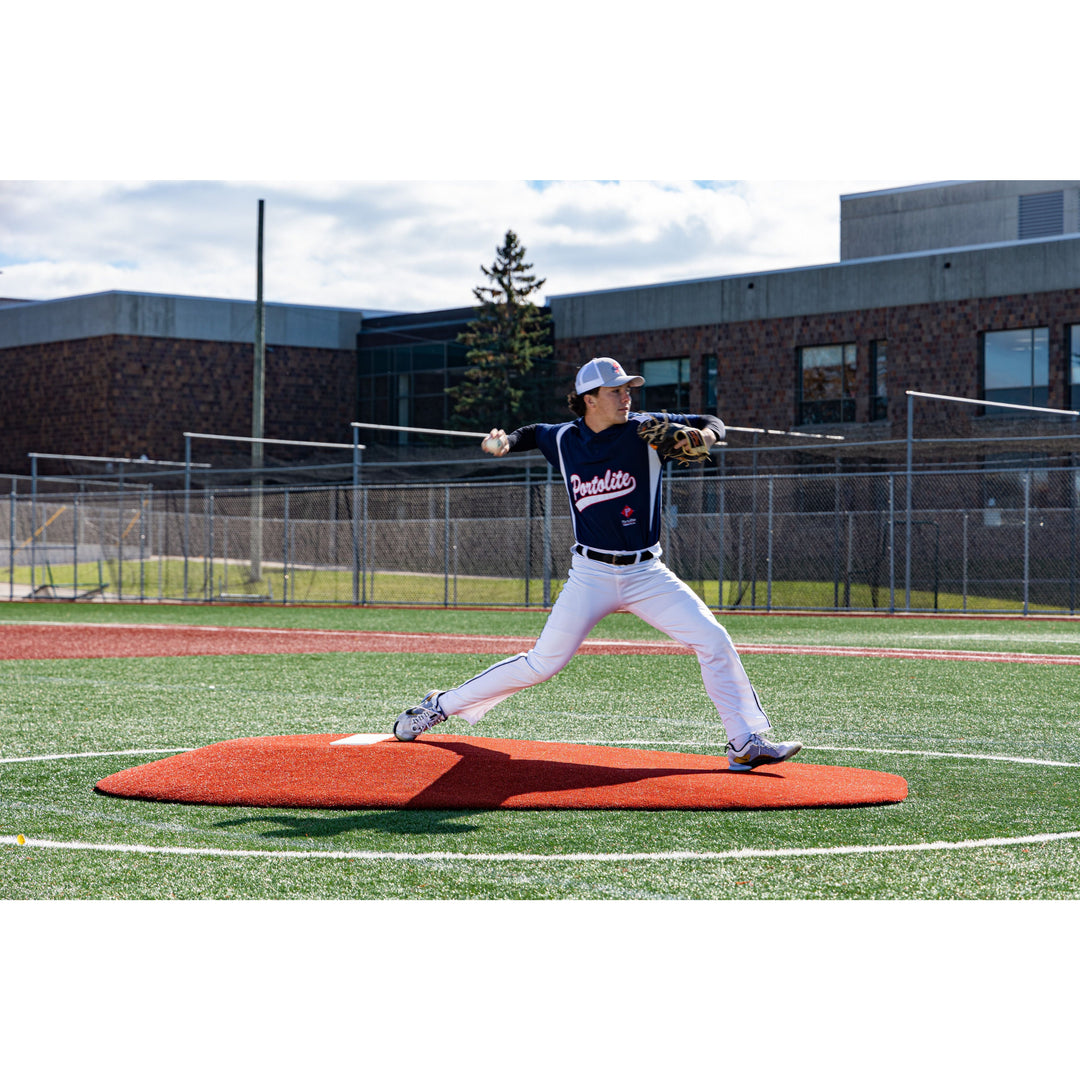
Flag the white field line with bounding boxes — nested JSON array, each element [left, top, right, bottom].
[[803, 745, 1080, 768], [3, 831, 1080, 863], [574, 740, 1080, 767], [0, 748, 195, 765], [4, 745, 1078, 768]]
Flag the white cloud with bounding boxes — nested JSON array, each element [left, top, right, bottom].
[[2, 179, 922, 312]]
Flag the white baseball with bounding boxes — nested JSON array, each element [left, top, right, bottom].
[[483, 434, 506, 454]]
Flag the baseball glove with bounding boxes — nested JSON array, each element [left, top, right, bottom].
[[636, 413, 711, 466]]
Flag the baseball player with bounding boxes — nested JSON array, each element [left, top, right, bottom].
[[393, 357, 802, 771]]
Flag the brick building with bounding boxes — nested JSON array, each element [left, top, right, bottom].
[[0, 292, 392, 478], [2, 181, 1079, 480]]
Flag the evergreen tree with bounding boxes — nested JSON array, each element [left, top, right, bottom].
[[449, 230, 554, 430]]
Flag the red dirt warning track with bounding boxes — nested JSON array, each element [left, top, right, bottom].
[[94, 733, 908, 811], [2, 621, 1077, 664]]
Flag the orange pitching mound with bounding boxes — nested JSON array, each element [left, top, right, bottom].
[[95, 734, 908, 811]]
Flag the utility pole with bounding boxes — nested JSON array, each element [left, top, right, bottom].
[[250, 198, 265, 583]]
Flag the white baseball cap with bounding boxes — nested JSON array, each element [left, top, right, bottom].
[[575, 357, 645, 394]]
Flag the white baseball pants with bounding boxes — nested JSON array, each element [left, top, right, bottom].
[[436, 551, 771, 741]]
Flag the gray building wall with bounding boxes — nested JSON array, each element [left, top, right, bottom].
[[839, 181, 1080, 260], [0, 290, 397, 351], [549, 233, 1080, 341]]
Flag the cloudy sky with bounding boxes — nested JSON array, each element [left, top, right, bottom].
[[5, 3, 1068, 318], [0, 179, 923, 313]]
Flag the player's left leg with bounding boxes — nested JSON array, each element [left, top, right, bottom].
[[395, 554, 621, 739], [620, 560, 801, 767]]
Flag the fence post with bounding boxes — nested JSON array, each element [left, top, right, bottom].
[[543, 465, 553, 607], [1072, 461, 1078, 616], [453, 518, 459, 607], [833, 470, 841, 609], [350, 429, 360, 607], [183, 435, 191, 602], [524, 464, 532, 607], [139, 490, 148, 601], [30, 456, 37, 596], [905, 393, 914, 611], [842, 507, 851, 609], [888, 473, 896, 613], [737, 513, 746, 607], [443, 484, 451, 608], [116, 465, 124, 601], [766, 475, 774, 611], [363, 487, 370, 605], [206, 492, 214, 602], [73, 492, 80, 601], [1023, 470, 1031, 615], [351, 485, 360, 606], [283, 489, 291, 605], [7, 479, 14, 601], [717, 474, 725, 611]]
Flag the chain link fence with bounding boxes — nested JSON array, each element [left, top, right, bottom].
[[4, 464, 1079, 613]]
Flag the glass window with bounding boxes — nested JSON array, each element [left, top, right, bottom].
[[798, 344, 856, 424], [411, 343, 445, 371], [413, 392, 448, 431], [639, 357, 691, 412], [705, 355, 718, 412], [870, 340, 887, 421], [356, 374, 393, 430], [982, 328, 1049, 412], [413, 370, 445, 397]]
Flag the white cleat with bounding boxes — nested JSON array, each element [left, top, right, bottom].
[[726, 731, 803, 772], [393, 690, 447, 742]]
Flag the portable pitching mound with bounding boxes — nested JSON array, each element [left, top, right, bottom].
[[94, 734, 907, 811]]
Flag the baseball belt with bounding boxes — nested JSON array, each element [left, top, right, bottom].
[[573, 545, 655, 566]]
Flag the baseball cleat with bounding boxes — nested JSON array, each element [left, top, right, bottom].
[[726, 731, 803, 772], [393, 690, 447, 742]]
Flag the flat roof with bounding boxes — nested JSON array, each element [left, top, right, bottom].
[[839, 181, 968, 201], [0, 290, 402, 351]]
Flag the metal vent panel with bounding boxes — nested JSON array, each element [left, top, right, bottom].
[[1018, 190, 1064, 239]]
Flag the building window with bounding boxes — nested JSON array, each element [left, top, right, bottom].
[[981, 328, 1049, 413], [704, 355, 718, 413], [870, 340, 887, 421], [798, 344, 856, 424], [1018, 190, 1064, 240], [1070, 326, 1080, 413], [639, 357, 691, 412], [356, 338, 470, 440]]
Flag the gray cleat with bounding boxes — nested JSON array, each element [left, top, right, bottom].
[[726, 731, 803, 772], [393, 690, 447, 742]]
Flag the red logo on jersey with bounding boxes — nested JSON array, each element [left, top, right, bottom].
[[621, 505, 634, 518]]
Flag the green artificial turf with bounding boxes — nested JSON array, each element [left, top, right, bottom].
[[3, 601, 1078, 900]]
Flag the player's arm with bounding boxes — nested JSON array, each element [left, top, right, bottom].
[[481, 425, 538, 457], [689, 415, 725, 445]]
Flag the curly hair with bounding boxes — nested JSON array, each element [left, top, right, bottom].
[[566, 391, 589, 417]]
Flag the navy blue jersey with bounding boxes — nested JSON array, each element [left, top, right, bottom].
[[507, 412, 721, 553]]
